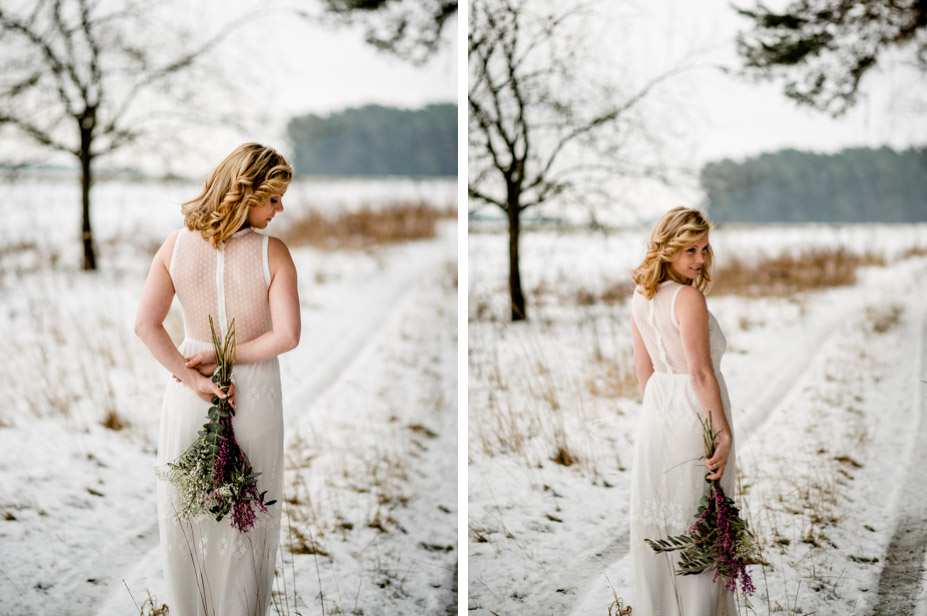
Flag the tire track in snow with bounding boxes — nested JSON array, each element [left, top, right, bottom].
[[871, 308, 927, 616]]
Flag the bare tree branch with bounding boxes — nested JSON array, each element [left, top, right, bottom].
[[469, 0, 689, 319], [0, 0, 254, 269]]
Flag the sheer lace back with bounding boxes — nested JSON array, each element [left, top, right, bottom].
[[170, 227, 272, 344], [631, 281, 691, 374]]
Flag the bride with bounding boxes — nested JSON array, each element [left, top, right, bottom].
[[628, 207, 736, 615], [135, 143, 300, 615]]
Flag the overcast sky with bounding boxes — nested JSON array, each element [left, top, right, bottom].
[[536, 0, 927, 217], [4, 0, 924, 188], [178, 0, 459, 173], [639, 0, 927, 162], [0, 0, 457, 176]]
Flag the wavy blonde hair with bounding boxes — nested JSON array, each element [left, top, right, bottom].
[[182, 143, 293, 249], [631, 207, 713, 299]]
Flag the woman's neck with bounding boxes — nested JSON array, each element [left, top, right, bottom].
[[663, 270, 692, 286]]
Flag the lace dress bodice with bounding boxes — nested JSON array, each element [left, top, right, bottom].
[[630, 280, 726, 374], [169, 227, 272, 343]]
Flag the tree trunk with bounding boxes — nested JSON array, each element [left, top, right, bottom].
[[506, 199, 526, 321], [78, 110, 96, 271]]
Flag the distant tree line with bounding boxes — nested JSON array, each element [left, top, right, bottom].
[[286, 103, 456, 177], [701, 147, 927, 223]]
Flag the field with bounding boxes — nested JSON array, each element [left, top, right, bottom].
[[0, 175, 457, 616], [468, 222, 927, 615]]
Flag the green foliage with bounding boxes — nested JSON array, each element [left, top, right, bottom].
[[701, 146, 927, 223], [287, 103, 456, 177], [736, 0, 927, 115]]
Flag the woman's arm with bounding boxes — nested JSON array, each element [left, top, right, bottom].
[[676, 285, 731, 481], [135, 231, 231, 404], [186, 236, 300, 369], [630, 312, 654, 395]]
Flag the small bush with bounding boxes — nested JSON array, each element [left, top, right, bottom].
[[552, 446, 575, 467], [102, 410, 125, 431], [866, 304, 903, 333]]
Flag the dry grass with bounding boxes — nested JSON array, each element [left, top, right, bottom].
[[711, 247, 884, 297], [896, 245, 927, 260], [282, 202, 455, 250], [470, 313, 636, 481], [124, 586, 169, 616], [866, 303, 903, 333], [585, 356, 640, 402], [287, 522, 330, 556], [574, 280, 636, 306]]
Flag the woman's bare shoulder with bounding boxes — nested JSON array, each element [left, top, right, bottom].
[[675, 284, 707, 312], [153, 229, 182, 264], [267, 236, 296, 277]]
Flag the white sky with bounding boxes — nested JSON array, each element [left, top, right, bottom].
[[233, 3, 458, 130], [637, 0, 927, 162], [482, 0, 927, 221], [4, 0, 925, 187], [0, 0, 458, 175], [180, 0, 459, 172]]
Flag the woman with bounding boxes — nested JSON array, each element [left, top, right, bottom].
[[135, 143, 300, 615], [628, 207, 735, 615]]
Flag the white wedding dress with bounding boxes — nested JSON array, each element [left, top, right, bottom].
[[156, 227, 283, 616], [629, 280, 736, 616]]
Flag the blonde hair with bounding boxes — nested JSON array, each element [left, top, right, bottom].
[[182, 143, 293, 249], [631, 207, 713, 299]]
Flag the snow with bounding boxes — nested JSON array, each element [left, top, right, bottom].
[[468, 223, 927, 615], [0, 176, 457, 615]]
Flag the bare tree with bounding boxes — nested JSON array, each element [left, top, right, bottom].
[[468, 0, 683, 321], [0, 0, 249, 270], [736, 0, 927, 116], [320, 0, 457, 64]]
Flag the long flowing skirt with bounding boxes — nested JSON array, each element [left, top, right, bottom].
[[156, 338, 284, 616], [629, 371, 737, 616]]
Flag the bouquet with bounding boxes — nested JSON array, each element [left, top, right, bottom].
[[156, 316, 276, 532], [645, 415, 760, 594]]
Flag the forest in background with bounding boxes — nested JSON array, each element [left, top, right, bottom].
[[287, 103, 456, 177], [701, 146, 927, 223]]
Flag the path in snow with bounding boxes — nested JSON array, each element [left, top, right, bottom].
[[871, 308, 927, 615], [565, 267, 927, 616], [566, 292, 863, 615]]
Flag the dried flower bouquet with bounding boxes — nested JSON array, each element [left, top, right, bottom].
[[156, 316, 276, 532], [645, 415, 760, 594]]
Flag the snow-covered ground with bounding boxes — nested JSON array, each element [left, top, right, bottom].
[[0, 176, 457, 615], [468, 223, 927, 615]]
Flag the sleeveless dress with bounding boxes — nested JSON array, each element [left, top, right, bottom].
[[629, 280, 736, 616], [155, 227, 284, 616]]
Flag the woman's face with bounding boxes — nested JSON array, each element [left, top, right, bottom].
[[668, 233, 709, 281], [247, 185, 288, 229]]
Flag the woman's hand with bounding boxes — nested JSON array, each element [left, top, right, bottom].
[[706, 428, 732, 481], [185, 351, 218, 377], [191, 374, 236, 409], [170, 351, 216, 383]]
